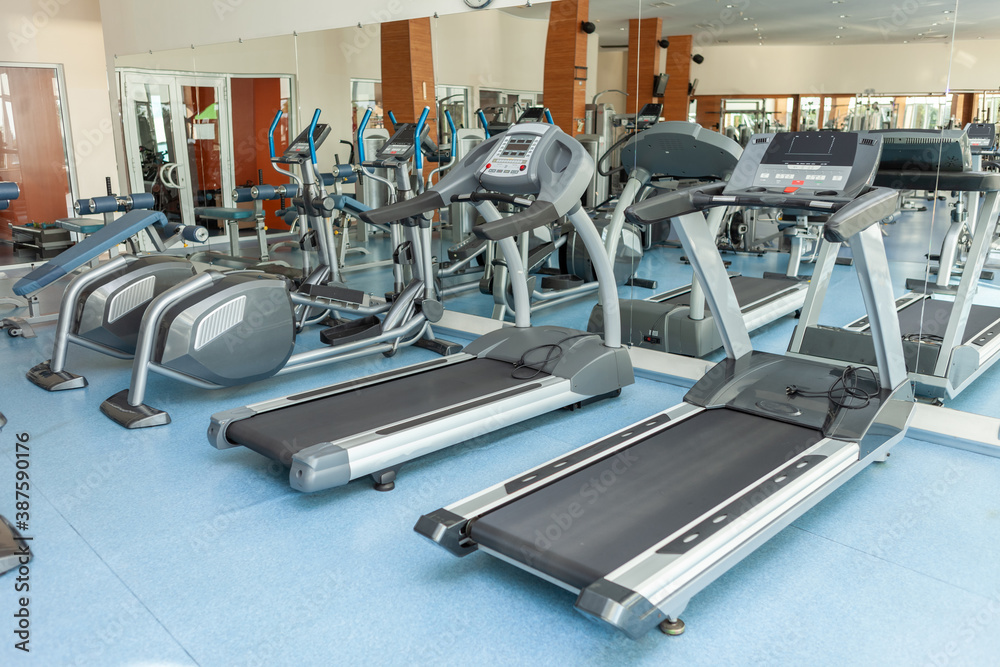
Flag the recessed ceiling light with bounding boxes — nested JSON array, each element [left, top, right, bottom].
[[840, 14, 849, 18], [903, 40, 909, 43], [835, 35, 841, 38], [838, 26, 845, 29], [942, 9, 952, 13], [619, 27, 625, 30]]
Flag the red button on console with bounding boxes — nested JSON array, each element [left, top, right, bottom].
[[784, 187, 799, 193], [792, 179, 805, 185], [519, 165, 526, 171], [486, 163, 491, 169]]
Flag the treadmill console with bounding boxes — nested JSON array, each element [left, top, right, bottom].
[[375, 123, 429, 161], [478, 127, 544, 186], [278, 123, 331, 164], [965, 122, 997, 154], [624, 103, 663, 130], [725, 131, 882, 206], [869, 129, 971, 172], [516, 107, 547, 124]]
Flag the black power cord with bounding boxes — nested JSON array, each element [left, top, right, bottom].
[[785, 365, 879, 410], [512, 333, 599, 380]]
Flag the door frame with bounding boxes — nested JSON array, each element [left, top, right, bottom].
[[117, 67, 296, 228]]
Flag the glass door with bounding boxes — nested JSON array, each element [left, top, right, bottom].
[[120, 71, 233, 229]]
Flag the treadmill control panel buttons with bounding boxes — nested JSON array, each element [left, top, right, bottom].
[[482, 134, 541, 179]]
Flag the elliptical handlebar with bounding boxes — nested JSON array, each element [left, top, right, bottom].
[[357, 107, 373, 163], [477, 109, 490, 138], [267, 109, 282, 161], [307, 108, 321, 169], [413, 106, 430, 172]]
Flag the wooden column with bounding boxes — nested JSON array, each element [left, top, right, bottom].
[[951, 92, 974, 126], [693, 95, 723, 131], [662, 35, 692, 121], [380, 18, 437, 141], [543, 0, 589, 136], [625, 18, 662, 116]]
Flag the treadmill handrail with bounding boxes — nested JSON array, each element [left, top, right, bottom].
[[473, 200, 559, 241], [358, 190, 445, 226], [873, 169, 1000, 193], [822, 187, 898, 243], [624, 181, 726, 225]]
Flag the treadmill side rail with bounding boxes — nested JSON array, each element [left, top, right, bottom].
[[575, 438, 862, 638]]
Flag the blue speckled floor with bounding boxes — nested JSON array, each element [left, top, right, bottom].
[[1, 199, 999, 665]]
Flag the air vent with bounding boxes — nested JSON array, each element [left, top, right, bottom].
[[194, 295, 246, 351], [754, 137, 769, 144], [861, 138, 876, 146], [108, 275, 155, 323]]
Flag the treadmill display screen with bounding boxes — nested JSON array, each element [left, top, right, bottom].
[[754, 132, 858, 192], [501, 139, 534, 158], [763, 132, 856, 167]]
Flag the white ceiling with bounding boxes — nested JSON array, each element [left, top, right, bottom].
[[504, 0, 1000, 46]]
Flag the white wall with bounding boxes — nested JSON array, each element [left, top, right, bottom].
[[432, 10, 548, 105], [694, 40, 1000, 95], [0, 0, 119, 199], [595, 50, 628, 112], [100, 0, 553, 57]]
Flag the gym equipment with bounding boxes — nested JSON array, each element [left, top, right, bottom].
[[27, 109, 457, 427], [2, 186, 206, 339], [926, 124, 997, 282], [588, 122, 811, 357], [789, 129, 1000, 400], [207, 121, 633, 493], [416, 130, 913, 639]]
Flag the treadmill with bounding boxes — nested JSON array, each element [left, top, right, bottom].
[[207, 122, 634, 492], [416, 131, 914, 638], [789, 129, 1000, 400], [587, 122, 811, 357]]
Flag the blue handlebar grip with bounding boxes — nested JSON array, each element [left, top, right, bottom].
[[0, 182, 20, 200], [0, 200, 7, 211], [307, 108, 321, 166], [129, 192, 155, 210], [233, 187, 255, 203], [388, 110, 398, 127], [74, 198, 95, 215], [477, 109, 490, 138], [444, 110, 457, 158], [268, 110, 283, 160], [414, 106, 430, 171], [544, 108, 554, 125], [89, 196, 121, 214], [357, 107, 373, 164]]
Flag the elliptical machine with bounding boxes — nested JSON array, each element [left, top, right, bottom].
[[27, 108, 458, 428]]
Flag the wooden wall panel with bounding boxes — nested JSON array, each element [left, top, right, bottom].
[[662, 35, 692, 121], [0, 67, 70, 237], [231, 77, 290, 228], [543, 0, 589, 135], [381, 18, 437, 142], [625, 18, 662, 116]]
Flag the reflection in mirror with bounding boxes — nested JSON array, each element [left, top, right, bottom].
[[0, 64, 76, 268]]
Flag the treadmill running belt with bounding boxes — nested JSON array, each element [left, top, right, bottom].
[[227, 357, 538, 465], [469, 409, 820, 591], [662, 275, 800, 309], [897, 300, 1000, 343]]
